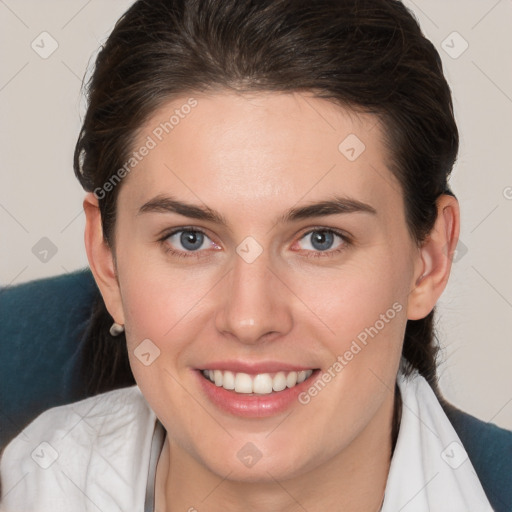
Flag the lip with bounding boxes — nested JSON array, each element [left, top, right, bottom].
[[194, 367, 321, 418], [197, 360, 316, 375]]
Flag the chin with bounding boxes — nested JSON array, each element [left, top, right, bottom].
[[199, 443, 315, 484]]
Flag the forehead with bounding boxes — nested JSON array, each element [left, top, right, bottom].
[[118, 91, 403, 223]]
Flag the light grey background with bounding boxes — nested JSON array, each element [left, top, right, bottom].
[[1, 0, 511, 429]]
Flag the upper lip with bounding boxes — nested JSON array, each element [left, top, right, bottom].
[[197, 361, 318, 374]]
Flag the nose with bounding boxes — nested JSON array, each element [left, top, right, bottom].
[[214, 250, 293, 346]]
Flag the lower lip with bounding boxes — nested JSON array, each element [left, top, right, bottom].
[[195, 369, 321, 418]]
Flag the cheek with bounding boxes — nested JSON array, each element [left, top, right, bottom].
[[292, 252, 408, 347], [289, 257, 408, 430], [116, 261, 217, 431], [119, 262, 215, 351], [288, 251, 409, 424]]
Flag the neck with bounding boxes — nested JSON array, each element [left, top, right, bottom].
[[155, 387, 399, 512]]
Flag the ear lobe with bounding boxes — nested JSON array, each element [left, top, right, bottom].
[[407, 194, 460, 321], [83, 192, 125, 325]]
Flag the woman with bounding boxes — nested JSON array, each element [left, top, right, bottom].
[[0, 0, 506, 510]]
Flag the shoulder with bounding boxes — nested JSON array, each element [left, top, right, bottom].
[[396, 370, 512, 511], [442, 402, 512, 512], [2, 385, 153, 454], [0, 385, 156, 511]]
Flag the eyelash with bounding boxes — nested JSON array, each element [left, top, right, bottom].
[[158, 226, 352, 260]]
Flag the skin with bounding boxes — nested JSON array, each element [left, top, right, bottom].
[[83, 91, 459, 511]]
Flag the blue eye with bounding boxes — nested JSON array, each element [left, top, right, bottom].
[[296, 229, 348, 258], [162, 228, 216, 258], [170, 230, 207, 251]]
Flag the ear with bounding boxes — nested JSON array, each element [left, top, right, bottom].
[[83, 193, 125, 325], [407, 194, 460, 320]]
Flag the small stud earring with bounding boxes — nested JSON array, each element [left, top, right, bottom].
[[109, 322, 125, 337]]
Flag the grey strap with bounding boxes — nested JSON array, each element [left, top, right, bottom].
[[144, 419, 166, 512]]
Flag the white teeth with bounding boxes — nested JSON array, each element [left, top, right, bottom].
[[234, 373, 253, 393], [273, 372, 287, 392], [223, 370, 235, 390], [202, 369, 314, 394], [297, 370, 308, 384], [253, 373, 273, 394], [286, 371, 298, 388]]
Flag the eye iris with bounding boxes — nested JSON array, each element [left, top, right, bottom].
[[311, 231, 334, 251], [181, 231, 204, 251]]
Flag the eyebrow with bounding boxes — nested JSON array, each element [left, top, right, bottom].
[[138, 194, 377, 225]]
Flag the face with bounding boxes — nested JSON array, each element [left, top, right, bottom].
[[103, 91, 422, 481]]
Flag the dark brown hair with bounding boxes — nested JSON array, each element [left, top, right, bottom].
[[74, 0, 458, 396]]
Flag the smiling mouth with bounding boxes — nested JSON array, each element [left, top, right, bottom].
[[200, 369, 318, 394]]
